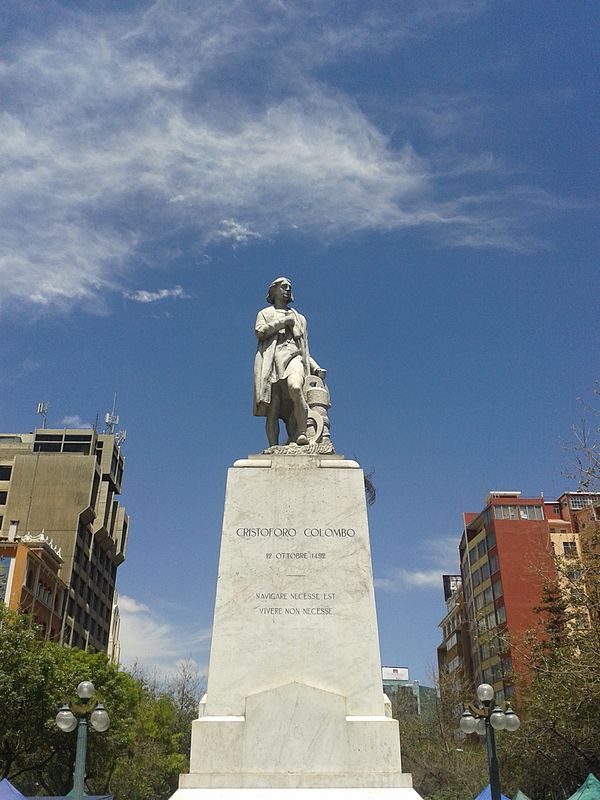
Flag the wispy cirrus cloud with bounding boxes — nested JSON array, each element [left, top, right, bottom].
[[215, 219, 263, 246], [0, 0, 560, 314], [124, 285, 189, 303]]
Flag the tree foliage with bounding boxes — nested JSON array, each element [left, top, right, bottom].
[[567, 381, 600, 491], [0, 607, 204, 799], [391, 678, 488, 800], [498, 528, 600, 799], [0, 607, 59, 782]]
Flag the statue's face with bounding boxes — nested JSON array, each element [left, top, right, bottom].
[[273, 280, 292, 303]]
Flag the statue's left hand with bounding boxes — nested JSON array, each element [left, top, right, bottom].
[[315, 368, 327, 381]]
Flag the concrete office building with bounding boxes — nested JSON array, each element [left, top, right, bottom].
[[0, 428, 129, 655]]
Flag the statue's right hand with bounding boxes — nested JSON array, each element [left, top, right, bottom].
[[283, 314, 295, 328]]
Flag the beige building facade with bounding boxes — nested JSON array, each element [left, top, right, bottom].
[[0, 428, 129, 656]]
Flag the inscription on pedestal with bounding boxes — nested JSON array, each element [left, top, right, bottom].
[[232, 522, 355, 618]]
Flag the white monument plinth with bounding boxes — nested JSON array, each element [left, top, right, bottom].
[[170, 454, 420, 799]]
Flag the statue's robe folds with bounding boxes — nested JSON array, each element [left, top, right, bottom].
[[253, 306, 319, 417]]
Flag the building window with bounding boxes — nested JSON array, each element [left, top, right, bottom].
[[489, 554, 499, 574], [0, 466, 12, 481], [63, 442, 91, 454], [482, 664, 500, 684], [496, 604, 506, 625], [492, 578, 503, 599], [33, 434, 62, 452], [501, 655, 513, 675], [569, 495, 600, 510], [0, 492, 7, 505], [563, 541, 578, 557], [494, 505, 517, 520], [478, 610, 498, 634], [519, 505, 544, 520], [447, 656, 460, 673]]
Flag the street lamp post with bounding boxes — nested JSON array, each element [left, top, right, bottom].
[[55, 680, 110, 800], [459, 683, 520, 800]]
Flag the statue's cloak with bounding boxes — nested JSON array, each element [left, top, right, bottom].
[[253, 306, 312, 417]]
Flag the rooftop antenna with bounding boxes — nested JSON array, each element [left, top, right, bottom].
[[104, 393, 119, 434], [36, 402, 49, 429], [104, 393, 126, 447]]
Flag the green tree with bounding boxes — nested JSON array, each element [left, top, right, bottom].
[[390, 677, 489, 800], [109, 692, 187, 800], [108, 660, 203, 800], [0, 608, 203, 799], [0, 607, 59, 782], [1, 630, 142, 797]]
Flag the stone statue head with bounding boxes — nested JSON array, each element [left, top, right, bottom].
[[267, 277, 294, 305]]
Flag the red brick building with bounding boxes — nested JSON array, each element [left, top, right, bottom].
[[440, 490, 600, 700], [454, 492, 554, 699]]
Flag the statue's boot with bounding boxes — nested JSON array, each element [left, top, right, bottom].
[[296, 433, 308, 445]]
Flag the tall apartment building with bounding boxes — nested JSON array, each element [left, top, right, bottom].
[[0, 428, 129, 654], [439, 489, 600, 700], [437, 574, 473, 694], [550, 493, 600, 624]]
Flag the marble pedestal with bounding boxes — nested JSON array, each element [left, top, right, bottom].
[[170, 454, 420, 800]]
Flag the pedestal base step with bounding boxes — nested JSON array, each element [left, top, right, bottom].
[[170, 789, 422, 800]]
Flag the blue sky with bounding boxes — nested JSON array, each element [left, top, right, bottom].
[[1, 0, 598, 682]]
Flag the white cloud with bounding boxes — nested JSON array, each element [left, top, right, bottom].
[[118, 593, 211, 676], [124, 285, 189, 303], [61, 415, 93, 428], [375, 568, 445, 592], [118, 595, 150, 614], [375, 535, 459, 594], [215, 219, 263, 246], [0, 0, 557, 314]]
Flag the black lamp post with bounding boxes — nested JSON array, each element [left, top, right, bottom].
[[55, 680, 110, 800], [459, 682, 520, 800]]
